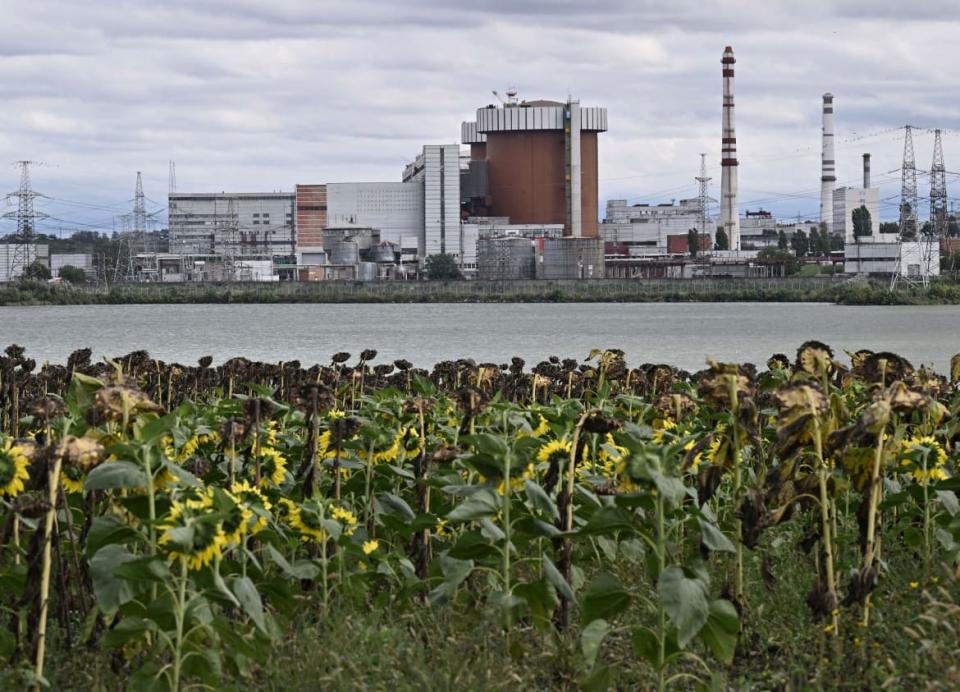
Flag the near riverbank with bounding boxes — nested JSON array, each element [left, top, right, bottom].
[[2, 276, 959, 306]]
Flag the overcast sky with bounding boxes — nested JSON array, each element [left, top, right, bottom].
[[2, 0, 959, 235]]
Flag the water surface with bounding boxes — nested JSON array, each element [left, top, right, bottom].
[[1, 303, 957, 373]]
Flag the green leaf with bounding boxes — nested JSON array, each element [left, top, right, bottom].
[[658, 566, 709, 647], [379, 493, 416, 522], [699, 599, 739, 665], [514, 579, 558, 632], [103, 616, 155, 648], [582, 572, 630, 625], [631, 626, 660, 666], [698, 518, 736, 553], [649, 470, 686, 505], [581, 618, 610, 669], [265, 543, 320, 580], [937, 490, 960, 517], [161, 459, 202, 488], [86, 515, 143, 557], [446, 488, 501, 523], [578, 506, 635, 536], [89, 544, 137, 615], [428, 554, 475, 606], [231, 576, 267, 632], [543, 555, 575, 601], [524, 479, 559, 520], [114, 556, 171, 583], [85, 461, 147, 492]]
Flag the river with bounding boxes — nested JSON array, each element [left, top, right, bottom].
[[1, 303, 957, 372]]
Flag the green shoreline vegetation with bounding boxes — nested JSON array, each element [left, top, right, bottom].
[[2, 276, 960, 306], [0, 343, 959, 689]]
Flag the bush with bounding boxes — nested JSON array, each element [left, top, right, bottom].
[[58, 265, 88, 284]]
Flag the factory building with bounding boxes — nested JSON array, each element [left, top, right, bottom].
[[600, 199, 702, 252], [325, 182, 424, 256], [844, 242, 940, 278], [462, 96, 607, 237], [833, 187, 883, 244], [402, 144, 462, 258], [168, 192, 295, 261], [0, 243, 49, 281]]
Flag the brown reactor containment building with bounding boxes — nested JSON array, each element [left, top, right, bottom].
[[461, 99, 607, 238]]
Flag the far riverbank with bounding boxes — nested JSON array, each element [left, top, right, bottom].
[[2, 276, 959, 306]]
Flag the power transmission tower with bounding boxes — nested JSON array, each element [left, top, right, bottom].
[[930, 129, 947, 239], [3, 161, 48, 276], [696, 153, 712, 249], [891, 126, 923, 289]]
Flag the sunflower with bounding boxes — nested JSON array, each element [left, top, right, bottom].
[[362, 539, 380, 555], [683, 438, 705, 473], [0, 439, 30, 498], [290, 501, 327, 543], [652, 418, 678, 445], [900, 436, 950, 485], [158, 497, 227, 571], [331, 505, 358, 535], [537, 439, 572, 465], [230, 480, 272, 534], [258, 447, 287, 487], [220, 491, 253, 547], [359, 433, 401, 464], [61, 465, 86, 494], [518, 415, 550, 439], [497, 462, 537, 495], [400, 428, 423, 460]]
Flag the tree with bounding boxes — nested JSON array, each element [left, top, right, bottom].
[[758, 247, 800, 275], [687, 229, 699, 257], [879, 221, 899, 235], [851, 205, 872, 241], [22, 261, 51, 280], [791, 229, 809, 258], [715, 227, 729, 251], [58, 265, 87, 284], [424, 253, 463, 280], [778, 230, 788, 250]]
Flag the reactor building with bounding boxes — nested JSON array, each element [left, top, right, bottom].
[[462, 96, 607, 238]]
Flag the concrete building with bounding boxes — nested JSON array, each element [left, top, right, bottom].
[[462, 97, 607, 237], [294, 184, 327, 268], [600, 199, 703, 252], [326, 182, 423, 256], [0, 243, 49, 281], [168, 192, 295, 261], [402, 144, 461, 258], [833, 187, 883, 244], [845, 241, 940, 278], [50, 253, 94, 279]]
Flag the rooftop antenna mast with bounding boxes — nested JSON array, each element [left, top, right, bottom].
[[4, 161, 48, 276]]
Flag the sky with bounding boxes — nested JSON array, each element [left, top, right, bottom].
[[2, 0, 960, 236]]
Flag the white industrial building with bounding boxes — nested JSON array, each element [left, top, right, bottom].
[[844, 241, 940, 278], [326, 182, 423, 257], [0, 243, 49, 281], [50, 253, 95, 279], [833, 187, 885, 244], [402, 144, 461, 259], [168, 192, 295, 261], [600, 199, 704, 250]]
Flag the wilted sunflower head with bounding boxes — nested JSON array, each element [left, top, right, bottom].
[[858, 352, 914, 385], [62, 435, 105, 472], [951, 353, 960, 387], [881, 381, 931, 416], [654, 392, 697, 422], [796, 340, 834, 377], [331, 352, 351, 364], [197, 355, 213, 369], [766, 354, 791, 371], [25, 396, 65, 421], [772, 382, 829, 459], [4, 344, 25, 361], [698, 359, 756, 409], [92, 385, 163, 422], [360, 349, 377, 362]]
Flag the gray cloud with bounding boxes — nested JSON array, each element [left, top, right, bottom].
[[1, 0, 958, 236]]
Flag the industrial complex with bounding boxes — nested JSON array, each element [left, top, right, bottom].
[[0, 48, 951, 286]]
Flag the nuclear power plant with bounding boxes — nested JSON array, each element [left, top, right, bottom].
[[719, 46, 740, 252]]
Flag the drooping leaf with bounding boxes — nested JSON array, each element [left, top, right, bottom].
[[89, 544, 137, 615], [658, 566, 709, 647], [231, 576, 267, 632], [446, 488, 501, 522], [543, 555, 575, 601], [85, 461, 147, 491], [524, 479, 559, 520], [698, 518, 735, 553], [580, 618, 610, 669], [582, 572, 630, 624], [699, 598, 739, 665]]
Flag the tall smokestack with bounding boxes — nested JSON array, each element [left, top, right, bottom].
[[862, 153, 871, 188], [820, 93, 836, 232], [720, 46, 740, 251]]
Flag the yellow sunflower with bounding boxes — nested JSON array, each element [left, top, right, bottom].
[[290, 501, 327, 543], [900, 436, 950, 485], [652, 418, 678, 445], [400, 428, 423, 460], [257, 447, 287, 487], [158, 498, 227, 571], [220, 491, 253, 547], [537, 439, 572, 465], [61, 466, 86, 494], [230, 480, 272, 534], [0, 439, 30, 498]]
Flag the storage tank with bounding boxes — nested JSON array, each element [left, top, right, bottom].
[[358, 261, 378, 281], [535, 237, 605, 279], [369, 242, 397, 264], [327, 240, 359, 265], [477, 237, 535, 280]]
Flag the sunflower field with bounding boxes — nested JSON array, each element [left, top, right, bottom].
[[0, 343, 959, 690]]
